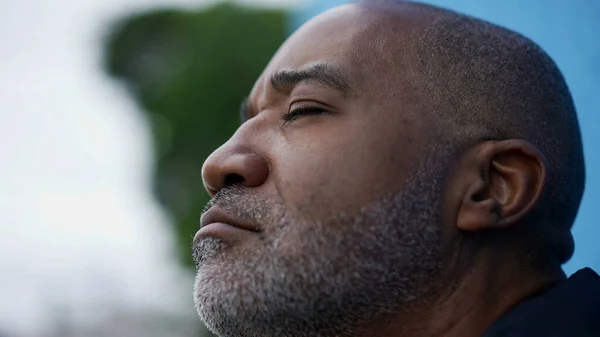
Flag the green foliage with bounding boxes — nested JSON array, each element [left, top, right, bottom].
[[104, 2, 287, 268]]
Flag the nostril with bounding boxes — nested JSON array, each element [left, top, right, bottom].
[[223, 173, 245, 187], [202, 150, 269, 195]]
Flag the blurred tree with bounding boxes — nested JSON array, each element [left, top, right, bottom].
[[103, 3, 287, 269]]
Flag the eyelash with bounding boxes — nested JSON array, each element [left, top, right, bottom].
[[281, 106, 328, 123]]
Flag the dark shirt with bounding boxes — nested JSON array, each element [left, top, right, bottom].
[[484, 268, 600, 337]]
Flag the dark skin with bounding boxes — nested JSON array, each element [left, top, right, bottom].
[[201, 4, 561, 337]]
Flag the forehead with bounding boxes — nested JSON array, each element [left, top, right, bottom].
[[250, 4, 421, 99]]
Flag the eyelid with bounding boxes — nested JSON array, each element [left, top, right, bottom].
[[282, 100, 334, 124], [289, 99, 331, 110]]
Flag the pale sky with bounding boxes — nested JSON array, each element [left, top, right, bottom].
[[0, 0, 308, 335]]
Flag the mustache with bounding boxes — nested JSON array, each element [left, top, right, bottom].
[[202, 185, 246, 215], [201, 185, 282, 228]]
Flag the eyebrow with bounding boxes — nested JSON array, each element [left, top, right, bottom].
[[239, 63, 352, 124], [270, 63, 352, 97]]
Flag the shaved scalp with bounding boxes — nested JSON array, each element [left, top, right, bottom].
[[359, 0, 585, 266]]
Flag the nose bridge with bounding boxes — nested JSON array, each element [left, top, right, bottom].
[[201, 122, 270, 196]]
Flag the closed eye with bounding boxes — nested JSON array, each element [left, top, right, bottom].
[[282, 105, 328, 123]]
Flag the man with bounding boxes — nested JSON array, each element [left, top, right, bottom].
[[192, 0, 600, 336]]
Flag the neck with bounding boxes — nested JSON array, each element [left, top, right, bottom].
[[353, 256, 564, 337]]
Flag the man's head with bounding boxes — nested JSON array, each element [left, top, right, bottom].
[[193, 1, 585, 336]]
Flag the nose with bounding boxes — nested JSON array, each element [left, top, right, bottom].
[[201, 144, 270, 196]]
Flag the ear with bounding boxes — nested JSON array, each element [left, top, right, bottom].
[[454, 140, 548, 232]]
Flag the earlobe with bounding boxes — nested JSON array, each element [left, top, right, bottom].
[[455, 140, 547, 233]]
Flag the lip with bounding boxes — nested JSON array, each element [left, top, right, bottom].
[[200, 206, 261, 233]]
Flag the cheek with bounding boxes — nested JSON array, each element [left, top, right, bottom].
[[270, 116, 420, 221]]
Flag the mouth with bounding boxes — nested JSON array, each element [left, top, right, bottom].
[[195, 206, 261, 240]]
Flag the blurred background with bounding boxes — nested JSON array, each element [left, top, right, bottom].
[[0, 0, 597, 336]]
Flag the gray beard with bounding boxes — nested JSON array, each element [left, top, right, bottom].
[[193, 153, 447, 337]]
